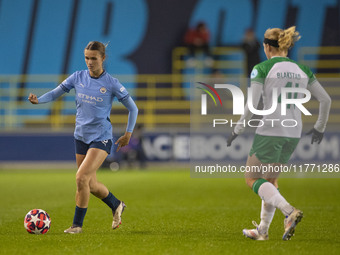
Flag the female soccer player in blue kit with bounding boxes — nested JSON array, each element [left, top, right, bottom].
[[28, 41, 138, 234]]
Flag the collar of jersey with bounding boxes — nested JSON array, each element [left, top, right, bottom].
[[270, 56, 288, 59], [88, 70, 106, 79]]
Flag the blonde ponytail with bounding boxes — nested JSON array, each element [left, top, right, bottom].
[[278, 26, 301, 51], [264, 26, 301, 52]]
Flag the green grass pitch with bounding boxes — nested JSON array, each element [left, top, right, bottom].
[[0, 168, 339, 254]]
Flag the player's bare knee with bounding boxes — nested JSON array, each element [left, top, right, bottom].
[[75, 173, 90, 189], [266, 178, 278, 187]]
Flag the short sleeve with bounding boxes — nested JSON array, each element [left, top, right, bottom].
[[308, 73, 317, 85], [111, 78, 129, 100], [250, 65, 265, 84], [60, 72, 77, 93], [298, 64, 316, 85]]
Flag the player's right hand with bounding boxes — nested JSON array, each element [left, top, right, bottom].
[[306, 128, 324, 144], [28, 93, 38, 104], [226, 132, 238, 147]]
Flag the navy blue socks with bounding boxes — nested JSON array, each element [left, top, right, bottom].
[[73, 206, 87, 227], [102, 192, 120, 211], [72, 192, 119, 227]]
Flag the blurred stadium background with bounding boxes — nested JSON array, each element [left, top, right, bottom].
[[0, 0, 339, 168]]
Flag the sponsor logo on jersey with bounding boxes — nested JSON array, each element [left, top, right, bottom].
[[78, 93, 103, 102], [100, 87, 107, 94], [120, 86, 126, 93]]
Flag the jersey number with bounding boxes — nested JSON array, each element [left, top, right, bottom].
[[278, 82, 299, 109]]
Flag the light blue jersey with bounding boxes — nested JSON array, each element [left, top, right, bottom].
[[38, 70, 138, 144]]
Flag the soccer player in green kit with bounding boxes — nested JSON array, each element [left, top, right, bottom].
[[227, 27, 331, 240]]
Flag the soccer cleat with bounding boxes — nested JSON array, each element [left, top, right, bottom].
[[282, 208, 303, 241], [242, 221, 269, 241], [112, 201, 126, 229], [64, 226, 82, 234]]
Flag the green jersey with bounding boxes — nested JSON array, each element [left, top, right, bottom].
[[250, 56, 316, 138]]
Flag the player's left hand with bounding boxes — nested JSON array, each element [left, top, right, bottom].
[[306, 128, 324, 144], [115, 132, 132, 152], [226, 132, 238, 147]]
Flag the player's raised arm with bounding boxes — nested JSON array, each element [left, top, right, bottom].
[[28, 85, 67, 104]]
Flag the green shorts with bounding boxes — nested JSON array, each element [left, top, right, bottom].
[[249, 134, 300, 164]]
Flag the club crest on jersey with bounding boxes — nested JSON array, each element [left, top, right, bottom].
[[100, 87, 107, 94], [250, 69, 258, 78]]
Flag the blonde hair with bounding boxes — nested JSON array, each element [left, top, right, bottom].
[[264, 26, 301, 51]]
